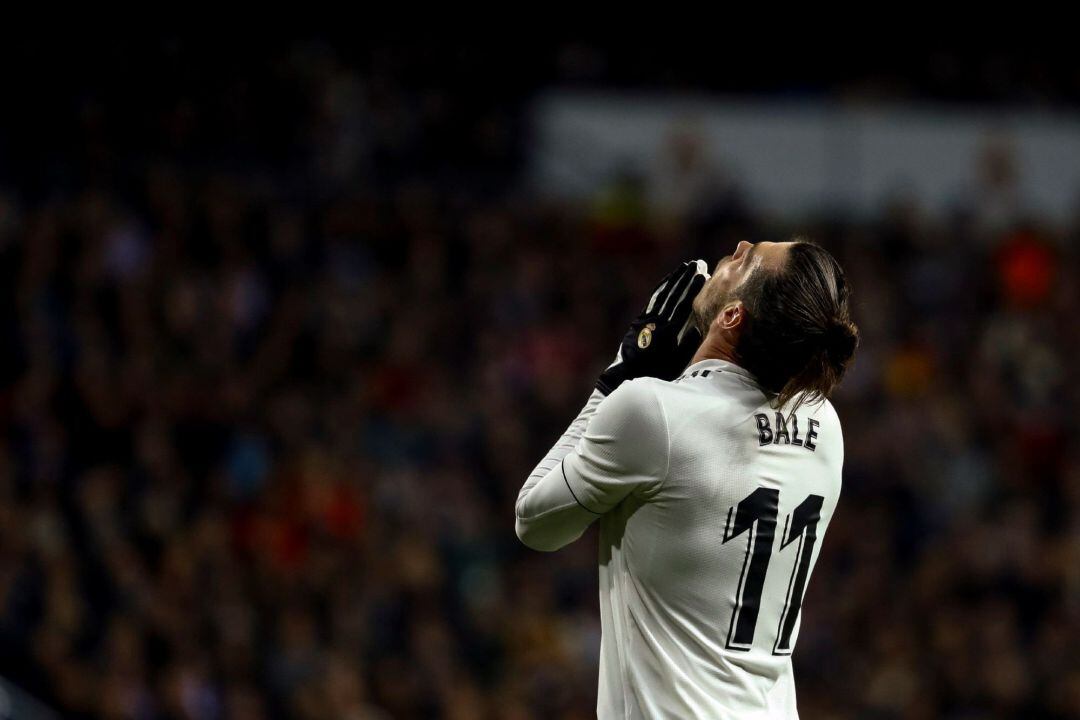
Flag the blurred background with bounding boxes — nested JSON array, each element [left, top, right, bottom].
[[0, 37, 1078, 719]]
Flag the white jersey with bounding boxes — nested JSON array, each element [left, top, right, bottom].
[[515, 358, 844, 719]]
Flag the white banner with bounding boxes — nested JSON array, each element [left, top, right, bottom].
[[530, 93, 1080, 223]]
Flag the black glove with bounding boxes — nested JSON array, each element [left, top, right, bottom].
[[596, 260, 710, 396]]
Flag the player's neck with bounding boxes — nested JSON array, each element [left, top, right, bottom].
[[690, 330, 740, 367]]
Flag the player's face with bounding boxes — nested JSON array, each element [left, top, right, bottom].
[[692, 241, 795, 332]]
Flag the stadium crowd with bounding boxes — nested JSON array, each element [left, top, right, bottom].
[[1, 40, 1079, 719]]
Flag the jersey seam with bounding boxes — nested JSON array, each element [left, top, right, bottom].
[[561, 459, 602, 514]]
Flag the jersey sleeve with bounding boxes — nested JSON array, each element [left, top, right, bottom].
[[562, 378, 669, 512], [515, 379, 669, 551]]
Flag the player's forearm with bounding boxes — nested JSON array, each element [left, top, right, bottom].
[[514, 463, 598, 551], [515, 390, 605, 551]]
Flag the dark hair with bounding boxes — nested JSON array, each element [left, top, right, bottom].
[[735, 241, 859, 411]]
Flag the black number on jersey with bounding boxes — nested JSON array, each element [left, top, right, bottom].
[[721, 488, 824, 654], [721, 487, 778, 650]]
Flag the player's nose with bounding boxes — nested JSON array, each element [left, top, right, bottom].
[[733, 240, 752, 260]]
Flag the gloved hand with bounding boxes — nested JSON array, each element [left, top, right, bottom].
[[596, 259, 710, 396]]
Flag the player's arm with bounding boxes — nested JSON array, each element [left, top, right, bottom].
[[515, 379, 668, 551], [515, 260, 708, 552]]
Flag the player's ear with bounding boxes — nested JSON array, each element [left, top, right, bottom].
[[717, 301, 745, 333]]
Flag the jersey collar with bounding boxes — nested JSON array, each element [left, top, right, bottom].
[[682, 358, 756, 381]]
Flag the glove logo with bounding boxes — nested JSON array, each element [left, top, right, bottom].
[[637, 323, 656, 349]]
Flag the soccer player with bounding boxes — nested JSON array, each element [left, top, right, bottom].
[[515, 240, 859, 719]]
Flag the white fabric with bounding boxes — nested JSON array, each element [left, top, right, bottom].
[[514, 389, 606, 552], [515, 359, 844, 719]]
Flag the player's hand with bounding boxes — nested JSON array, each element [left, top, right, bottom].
[[596, 259, 710, 396]]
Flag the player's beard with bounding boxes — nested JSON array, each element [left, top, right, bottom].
[[692, 285, 731, 338]]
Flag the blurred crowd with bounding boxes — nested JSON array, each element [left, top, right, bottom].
[[1, 40, 1080, 720]]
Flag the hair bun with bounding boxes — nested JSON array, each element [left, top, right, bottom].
[[823, 319, 858, 368]]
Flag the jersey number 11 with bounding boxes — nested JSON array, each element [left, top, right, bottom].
[[722, 487, 824, 655]]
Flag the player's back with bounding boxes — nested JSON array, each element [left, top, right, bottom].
[[592, 358, 843, 719]]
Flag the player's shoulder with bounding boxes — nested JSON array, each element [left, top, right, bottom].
[[602, 377, 664, 418], [808, 396, 843, 433], [616, 374, 708, 415], [640, 371, 762, 442], [594, 379, 670, 452]]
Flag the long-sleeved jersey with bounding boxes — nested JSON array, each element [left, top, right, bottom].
[[515, 358, 844, 719]]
